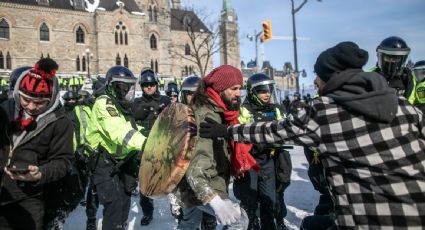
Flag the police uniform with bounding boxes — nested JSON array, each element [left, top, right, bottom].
[[86, 94, 145, 230]]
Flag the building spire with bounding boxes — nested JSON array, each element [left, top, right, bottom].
[[222, 0, 234, 13]]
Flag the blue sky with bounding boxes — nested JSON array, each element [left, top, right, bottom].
[[181, 0, 425, 89]]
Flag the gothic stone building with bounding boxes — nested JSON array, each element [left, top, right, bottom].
[[0, 0, 214, 79]]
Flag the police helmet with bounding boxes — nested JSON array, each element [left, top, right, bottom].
[[413, 60, 425, 82], [105, 66, 137, 103], [181, 75, 201, 104], [9, 66, 32, 91], [293, 92, 301, 100], [165, 82, 179, 97], [246, 73, 278, 105], [139, 69, 159, 86], [376, 36, 410, 79]]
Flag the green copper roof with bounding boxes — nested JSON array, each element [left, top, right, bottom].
[[222, 0, 233, 13]]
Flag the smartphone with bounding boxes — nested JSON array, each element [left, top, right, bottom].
[[8, 167, 30, 174]]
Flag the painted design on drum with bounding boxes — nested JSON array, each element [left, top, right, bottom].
[[139, 102, 197, 198]]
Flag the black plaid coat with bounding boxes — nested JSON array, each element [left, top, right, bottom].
[[230, 96, 425, 229]]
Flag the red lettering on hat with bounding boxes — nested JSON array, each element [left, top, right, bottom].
[[36, 80, 50, 93], [20, 75, 36, 91]]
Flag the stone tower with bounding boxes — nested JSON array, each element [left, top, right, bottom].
[[219, 0, 240, 68]]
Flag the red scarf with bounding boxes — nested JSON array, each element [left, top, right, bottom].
[[206, 87, 260, 176], [11, 109, 36, 132]]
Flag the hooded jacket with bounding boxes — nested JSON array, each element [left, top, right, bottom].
[[321, 69, 398, 123], [0, 73, 74, 205]]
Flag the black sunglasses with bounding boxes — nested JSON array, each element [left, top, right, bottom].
[[142, 83, 157, 88]]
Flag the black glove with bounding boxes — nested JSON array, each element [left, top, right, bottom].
[[199, 117, 229, 139]]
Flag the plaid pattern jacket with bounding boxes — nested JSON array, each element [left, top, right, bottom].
[[230, 96, 425, 229]]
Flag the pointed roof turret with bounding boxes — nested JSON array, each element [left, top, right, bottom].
[[222, 0, 234, 13]]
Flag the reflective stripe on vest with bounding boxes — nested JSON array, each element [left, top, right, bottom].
[[78, 106, 88, 144], [115, 129, 137, 158]]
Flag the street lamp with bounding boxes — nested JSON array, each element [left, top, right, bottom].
[[83, 48, 94, 83], [247, 30, 262, 72], [290, 0, 320, 92]]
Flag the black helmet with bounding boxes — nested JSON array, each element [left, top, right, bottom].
[[139, 69, 159, 86], [181, 75, 201, 104], [165, 82, 179, 97], [105, 66, 137, 104], [9, 66, 32, 91], [376, 36, 410, 79], [413, 60, 425, 82], [246, 73, 278, 105], [293, 92, 301, 100]]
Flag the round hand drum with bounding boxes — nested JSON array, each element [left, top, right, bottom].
[[139, 102, 197, 199]]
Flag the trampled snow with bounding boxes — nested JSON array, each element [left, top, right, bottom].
[[64, 146, 319, 229]]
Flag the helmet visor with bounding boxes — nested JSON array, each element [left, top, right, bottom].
[[252, 84, 279, 105], [112, 81, 136, 103], [414, 67, 425, 82]]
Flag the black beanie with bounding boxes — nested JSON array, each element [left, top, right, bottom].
[[314, 41, 369, 82]]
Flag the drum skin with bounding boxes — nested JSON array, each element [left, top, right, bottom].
[[139, 102, 197, 199]]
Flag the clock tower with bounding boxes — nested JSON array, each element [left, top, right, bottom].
[[220, 0, 240, 68]]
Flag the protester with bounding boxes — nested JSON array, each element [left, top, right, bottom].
[[175, 65, 249, 230], [0, 58, 74, 230], [200, 42, 425, 229]]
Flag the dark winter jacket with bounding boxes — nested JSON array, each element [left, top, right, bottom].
[[229, 70, 425, 229], [0, 75, 74, 205], [131, 93, 170, 134]]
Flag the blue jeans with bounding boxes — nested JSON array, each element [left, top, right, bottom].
[[177, 203, 248, 230]]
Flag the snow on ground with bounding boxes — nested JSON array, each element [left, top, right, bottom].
[[64, 146, 319, 230]]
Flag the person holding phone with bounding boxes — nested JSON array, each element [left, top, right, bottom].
[[0, 58, 74, 230]]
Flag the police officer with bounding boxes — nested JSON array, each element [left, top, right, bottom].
[[181, 75, 201, 105], [236, 73, 291, 230], [131, 69, 170, 226], [165, 81, 179, 103], [289, 92, 307, 115], [412, 60, 425, 113], [86, 66, 146, 230], [372, 36, 415, 102]]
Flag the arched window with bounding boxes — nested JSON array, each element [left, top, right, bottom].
[[115, 22, 128, 46], [6, 52, 11, 69], [151, 59, 154, 70], [153, 6, 158, 22], [0, 51, 4, 69], [116, 54, 121, 66], [76, 26, 84, 43], [185, 44, 190, 56], [155, 60, 158, 73], [124, 54, 128, 68], [185, 66, 188, 75], [76, 56, 80, 71], [290, 77, 294, 85], [0, 18, 10, 39], [40, 23, 49, 41], [150, 34, 157, 49], [189, 66, 193, 74], [82, 56, 86, 71], [148, 6, 153, 21]]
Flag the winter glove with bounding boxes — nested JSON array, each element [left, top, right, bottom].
[[199, 117, 229, 139], [168, 194, 182, 219], [209, 195, 241, 226]]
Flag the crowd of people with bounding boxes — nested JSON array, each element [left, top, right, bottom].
[[0, 35, 424, 230]]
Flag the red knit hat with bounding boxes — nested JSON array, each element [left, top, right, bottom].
[[19, 58, 58, 99], [204, 65, 243, 92]]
